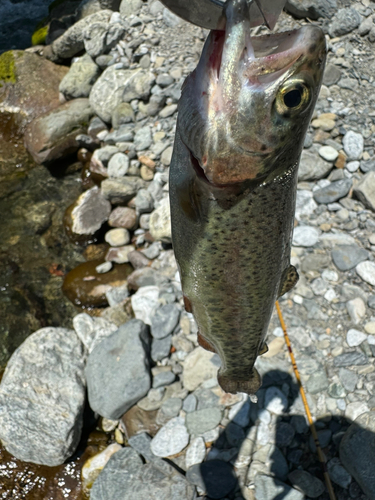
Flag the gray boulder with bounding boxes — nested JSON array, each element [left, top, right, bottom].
[[86, 319, 151, 419], [0, 327, 85, 466], [83, 21, 125, 58], [340, 411, 375, 500], [90, 66, 154, 122], [298, 149, 332, 181], [59, 54, 100, 99], [51, 10, 113, 60], [90, 447, 195, 500], [24, 98, 94, 164], [286, 0, 337, 19]]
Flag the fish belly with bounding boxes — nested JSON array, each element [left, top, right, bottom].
[[170, 131, 298, 394]]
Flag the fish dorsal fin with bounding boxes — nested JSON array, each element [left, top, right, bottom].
[[278, 265, 299, 297]]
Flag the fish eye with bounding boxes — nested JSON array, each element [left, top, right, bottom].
[[275, 80, 311, 116]]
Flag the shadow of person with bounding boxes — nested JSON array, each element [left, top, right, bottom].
[[189, 369, 375, 500]]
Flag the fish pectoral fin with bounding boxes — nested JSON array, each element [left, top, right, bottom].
[[258, 342, 268, 355], [278, 265, 299, 297]]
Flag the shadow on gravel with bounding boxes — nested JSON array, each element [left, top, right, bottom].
[[191, 369, 373, 500]]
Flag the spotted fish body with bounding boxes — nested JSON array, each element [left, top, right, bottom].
[[170, 0, 326, 395]]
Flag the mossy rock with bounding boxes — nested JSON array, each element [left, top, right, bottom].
[[32, 25, 49, 46], [0, 52, 17, 86]]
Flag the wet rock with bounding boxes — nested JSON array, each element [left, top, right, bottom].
[[108, 206, 138, 229], [90, 446, 195, 499], [329, 8, 362, 37], [288, 470, 325, 498], [313, 179, 352, 204], [356, 261, 375, 287], [255, 474, 304, 500], [285, 0, 336, 19], [82, 443, 122, 491], [101, 176, 147, 204], [343, 130, 364, 160], [186, 460, 237, 499], [151, 304, 180, 339], [86, 319, 151, 419], [183, 348, 221, 391], [298, 149, 332, 181], [353, 171, 375, 211], [68, 186, 111, 236], [62, 259, 132, 308], [149, 198, 172, 243], [150, 416, 189, 457], [0, 327, 85, 466], [292, 225, 319, 247], [51, 10, 112, 60], [59, 54, 100, 100], [340, 411, 375, 499], [24, 98, 94, 164], [0, 50, 68, 128], [105, 227, 130, 246], [331, 245, 369, 271]]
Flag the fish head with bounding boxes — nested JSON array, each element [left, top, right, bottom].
[[178, 0, 326, 186]]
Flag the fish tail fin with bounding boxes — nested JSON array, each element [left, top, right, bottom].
[[218, 368, 261, 395]]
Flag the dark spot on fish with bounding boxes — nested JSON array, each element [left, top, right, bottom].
[[260, 144, 267, 151]]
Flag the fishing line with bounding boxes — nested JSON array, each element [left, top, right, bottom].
[[275, 300, 337, 500]]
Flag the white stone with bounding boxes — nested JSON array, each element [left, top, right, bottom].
[[185, 437, 206, 468], [150, 416, 189, 457], [258, 409, 271, 424], [105, 228, 130, 247], [293, 294, 303, 304], [95, 261, 112, 274], [131, 286, 160, 325], [319, 145, 339, 162], [319, 232, 356, 247], [295, 190, 318, 220], [292, 226, 320, 247], [257, 421, 271, 446], [324, 288, 337, 302], [346, 329, 367, 347], [346, 160, 360, 173], [149, 197, 171, 243], [356, 261, 375, 286], [182, 347, 220, 391], [322, 269, 339, 282], [346, 298, 366, 325], [345, 402, 369, 422], [311, 278, 328, 296], [107, 152, 129, 177], [343, 130, 364, 160], [264, 386, 288, 415]]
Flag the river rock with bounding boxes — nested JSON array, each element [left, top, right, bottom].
[[150, 416, 189, 457], [343, 130, 364, 160], [331, 245, 369, 271], [24, 98, 94, 164], [285, 0, 336, 19], [292, 225, 319, 247], [340, 411, 375, 500], [86, 319, 151, 419], [84, 21, 125, 58], [59, 54, 100, 100], [151, 303, 180, 339], [108, 206, 138, 229], [131, 285, 160, 325], [105, 227, 130, 246], [288, 470, 325, 498], [51, 10, 112, 60], [120, 0, 142, 17], [323, 63, 342, 86], [70, 186, 111, 235], [353, 171, 375, 211], [0, 50, 68, 128], [356, 261, 375, 287], [82, 443, 122, 490], [313, 179, 352, 204], [0, 327, 85, 466], [183, 348, 221, 391], [329, 8, 362, 37], [73, 313, 118, 353], [149, 197, 172, 242], [298, 149, 332, 181], [101, 176, 147, 204], [186, 460, 237, 499], [186, 407, 222, 435], [346, 328, 367, 347], [90, 447, 195, 500], [255, 474, 304, 500]]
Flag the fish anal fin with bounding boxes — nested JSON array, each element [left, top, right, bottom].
[[183, 295, 193, 313], [197, 332, 216, 353], [278, 265, 299, 297], [258, 342, 268, 355]]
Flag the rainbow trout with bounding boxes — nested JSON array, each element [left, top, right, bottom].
[[169, 0, 326, 394]]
